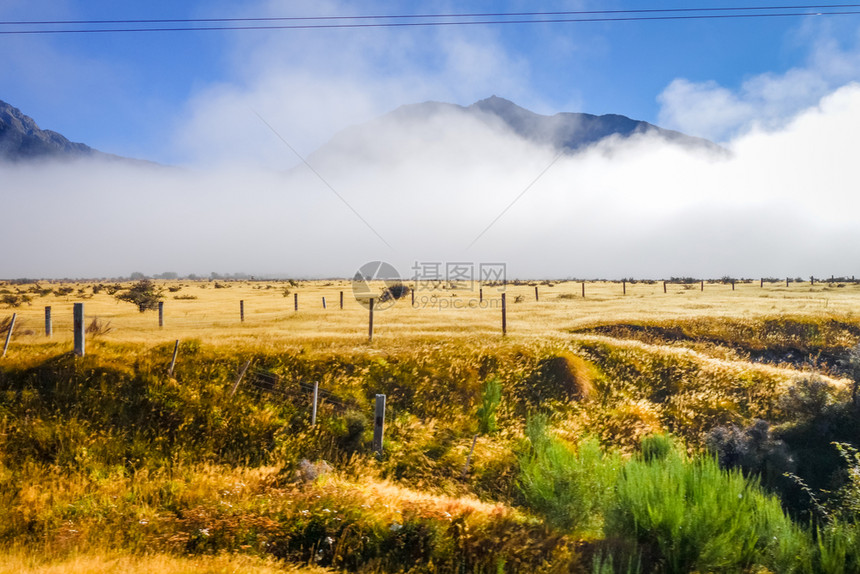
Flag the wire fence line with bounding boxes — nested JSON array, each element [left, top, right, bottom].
[[2, 278, 857, 343], [243, 367, 357, 412]]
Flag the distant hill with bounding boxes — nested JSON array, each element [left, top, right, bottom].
[[467, 95, 718, 152], [0, 99, 151, 164], [312, 95, 720, 163]]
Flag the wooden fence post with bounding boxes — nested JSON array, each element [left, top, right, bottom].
[[168, 340, 179, 376], [368, 298, 375, 343], [534, 286, 539, 302], [501, 293, 507, 336], [340, 291, 344, 309], [663, 281, 667, 294], [311, 381, 319, 427], [240, 300, 244, 322], [373, 394, 386, 455], [322, 297, 327, 309], [479, 288, 483, 303], [2, 313, 15, 358], [622, 280, 626, 295], [700, 280, 704, 292], [786, 277, 790, 287], [45, 306, 52, 337], [73, 303, 85, 357], [159, 301, 164, 327], [462, 434, 478, 479], [294, 293, 298, 311], [760, 278, 764, 288], [582, 282, 585, 298], [732, 281, 735, 291], [230, 359, 252, 397]]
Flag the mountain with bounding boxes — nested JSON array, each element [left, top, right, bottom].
[[314, 96, 719, 162], [0, 99, 149, 164], [467, 95, 718, 152]]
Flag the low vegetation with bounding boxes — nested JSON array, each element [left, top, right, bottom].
[[2, 279, 860, 571]]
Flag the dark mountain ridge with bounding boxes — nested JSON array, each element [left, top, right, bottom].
[[0, 99, 99, 162], [0, 99, 155, 165], [391, 95, 719, 153]]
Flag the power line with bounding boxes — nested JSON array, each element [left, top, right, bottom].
[[2, 6, 860, 35], [3, 5, 860, 25]]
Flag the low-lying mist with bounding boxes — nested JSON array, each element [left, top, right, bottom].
[[3, 83, 860, 280]]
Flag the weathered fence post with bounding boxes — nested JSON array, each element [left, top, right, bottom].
[[501, 293, 507, 336], [462, 433, 478, 479], [322, 297, 327, 309], [534, 286, 539, 301], [732, 281, 735, 291], [168, 340, 179, 376], [479, 288, 483, 303], [2, 313, 15, 358], [623, 280, 626, 295], [811, 276, 815, 285], [373, 394, 386, 455], [786, 277, 790, 287], [294, 293, 298, 311], [73, 303, 85, 357], [663, 281, 667, 294], [240, 300, 244, 322], [311, 381, 319, 427], [701, 280, 704, 292], [760, 278, 764, 288], [230, 359, 252, 398], [582, 282, 586, 298], [159, 301, 164, 327], [45, 306, 52, 337], [340, 291, 344, 309], [368, 298, 375, 343]]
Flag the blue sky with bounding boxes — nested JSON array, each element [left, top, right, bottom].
[[3, 1, 858, 165]]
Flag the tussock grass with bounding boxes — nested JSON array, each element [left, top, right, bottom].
[[0, 551, 332, 573], [4, 280, 860, 571]]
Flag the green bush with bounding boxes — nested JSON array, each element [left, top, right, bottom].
[[114, 280, 164, 312], [639, 434, 674, 463], [477, 377, 501, 435], [519, 414, 620, 534], [605, 441, 809, 573]]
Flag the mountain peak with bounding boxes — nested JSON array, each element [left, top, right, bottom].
[[0, 99, 97, 162], [464, 95, 718, 153]]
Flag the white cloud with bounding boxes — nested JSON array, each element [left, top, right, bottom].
[[658, 31, 860, 142], [170, 0, 534, 168], [5, 82, 860, 279]]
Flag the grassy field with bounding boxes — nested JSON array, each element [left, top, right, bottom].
[[3, 278, 860, 572], [3, 278, 860, 351]]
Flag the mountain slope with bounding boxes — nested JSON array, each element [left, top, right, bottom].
[[313, 95, 720, 165], [0, 100, 101, 162], [467, 95, 717, 152], [0, 99, 157, 165]]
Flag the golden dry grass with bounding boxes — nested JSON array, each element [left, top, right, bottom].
[[0, 551, 333, 574], [3, 278, 860, 356]]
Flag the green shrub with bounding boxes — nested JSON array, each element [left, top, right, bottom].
[[639, 434, 673, 463], [519, 415, 620, 534], [114, 280, 164, 312], [477, 377, 501, 435], [605, 442, 809, 573]]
